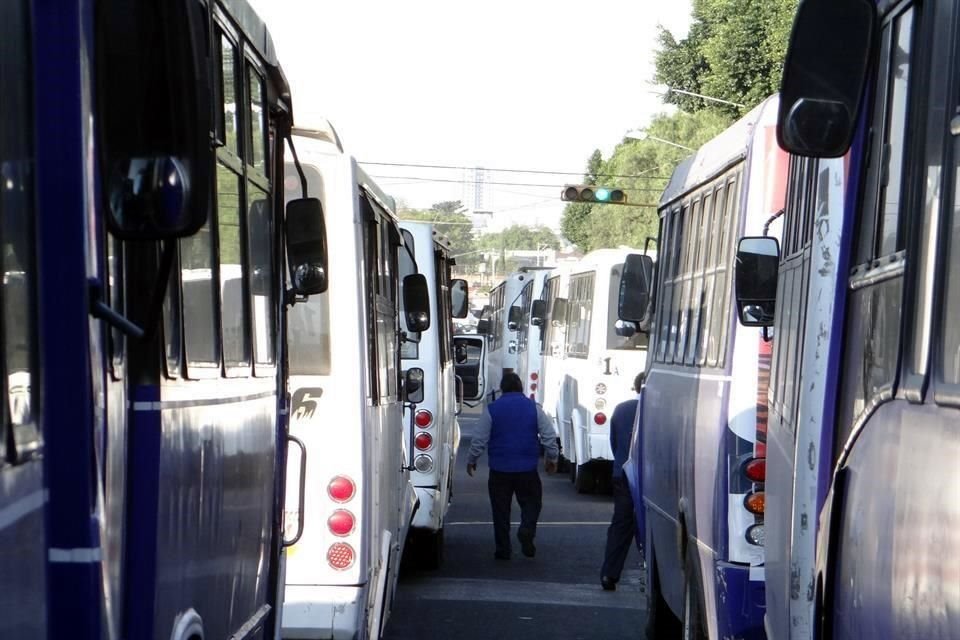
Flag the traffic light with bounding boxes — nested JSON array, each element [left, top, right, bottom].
[[561, 185, 627, 204]]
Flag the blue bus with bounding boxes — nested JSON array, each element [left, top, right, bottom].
[[734, 0, 960, 638], [0, 2, 327, 639], [620, 95, 789, 639]]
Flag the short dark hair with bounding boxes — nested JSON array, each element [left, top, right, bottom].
[[633, 372, 646, 391], [500, 372, 523, 393]]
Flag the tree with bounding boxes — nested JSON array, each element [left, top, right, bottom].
[[560, 150, 603, 248], [479, 224, 559, 252], [561, 110, 729, 252], [399, 201, 478, 265], [656, 0, 799, 118]]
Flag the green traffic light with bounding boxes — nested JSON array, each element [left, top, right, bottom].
[[595, 187, 610, 202]]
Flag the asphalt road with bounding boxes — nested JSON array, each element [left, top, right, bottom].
[[383, 406, 648, 640]]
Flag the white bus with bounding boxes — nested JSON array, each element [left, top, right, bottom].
[[281, 125, 430, 640], [397, 221, 470, 569], [543, 249, 651, 493], [479, 267, 551, 399], [513, 268, 552, 402]]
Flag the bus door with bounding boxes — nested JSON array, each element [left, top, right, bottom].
[[454, 335, 488, 411]]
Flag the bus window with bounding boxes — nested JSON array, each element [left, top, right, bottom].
[[219, 33, 239, 156], [181, 225, 220, 369], [566, 273, 594, 358], [248, 191, 275, 366], [399, 231, 419, 360], [247, 67, 267, 175], [940, 142, 960, 387], [1, 0, 40, 460], [607, 266, 648, 351], [216, 163, 250, 369]]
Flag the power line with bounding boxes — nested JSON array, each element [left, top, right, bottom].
[[368, 174, 665, 192], [360, 160, 672, 180]]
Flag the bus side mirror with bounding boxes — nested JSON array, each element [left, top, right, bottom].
[[403, 274, 431, 332], [531, 299, 546, 327], [404, 367, 425, 404], [777, 0, 877, 157], [96, 0, 212, 239], [735, 237, 780, 327], [619, 254, 654, 329], [286, 198, 329, 296], [507, 305, 523, 331], [451, 279, 469, 318]]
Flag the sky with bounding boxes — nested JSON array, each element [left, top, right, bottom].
[[247, 0, 692, 233]]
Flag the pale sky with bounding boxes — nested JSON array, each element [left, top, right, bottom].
[[248, 0, 692, 232]]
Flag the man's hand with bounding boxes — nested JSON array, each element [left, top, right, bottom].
[[544, 459, 558, 474], [467, 462, 477, 477]]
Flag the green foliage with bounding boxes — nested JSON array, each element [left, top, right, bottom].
[[479, 224, 559, 252], [560, 0, 797, 251], [560, 150, 603, 248], [561, 111, 729, 252], [399, 200, 479, 264], [656, 0, 799, 118]]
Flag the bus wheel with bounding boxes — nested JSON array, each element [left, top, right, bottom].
[[682, 549, 707, 640], [568, 458, 577, 484], [418, 528, 445, 571], [645, 547, 680, 639], [574, 463, 595, 494]]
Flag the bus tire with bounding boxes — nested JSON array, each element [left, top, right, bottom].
[[568, 458, 577, 484], [418, 528, 444, 571], [645, 545, 680, 639], [574, 463, 594, 494], [682, 547, 707, 640]]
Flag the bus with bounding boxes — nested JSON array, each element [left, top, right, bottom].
[[479, 270, 527, 397], [538, 265, 573, 452], [0, 2, 327, 639], [514, 268, 553, 402], [398, 221, 470, 569], [280, 126, 430, 640], [547, 249, 650, 493], [734, 1, 960, 638], [620, 95, 788, 639]]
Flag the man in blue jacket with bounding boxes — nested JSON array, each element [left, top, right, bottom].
[[467, 373, 559, 560], [600, 372, 644, 590]]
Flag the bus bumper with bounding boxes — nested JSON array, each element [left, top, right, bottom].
[[411, 486, 442, 530], [282, 585, 364, 639], [587, 433, 613, 461], [713, 562, 766, 640]]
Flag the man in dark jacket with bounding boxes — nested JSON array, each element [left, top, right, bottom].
[[467, 373, 559, 560], [600, 372, 644, 590]]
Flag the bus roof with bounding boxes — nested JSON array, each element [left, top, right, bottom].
[[660, 94, 779, 208]]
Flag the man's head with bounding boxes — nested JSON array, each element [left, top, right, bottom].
[[500, 372, 523, 394], [633, 372, 646, 392]]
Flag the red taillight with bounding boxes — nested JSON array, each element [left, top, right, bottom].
[[594, 412, 607, 425], [327, 509, 355, 537], [327, 542, 355, 570], [744, 491, 765, 515], [415, 410, 433, 428], [530, 382, 538, 391], [415, 433, 433, 450], [328, 476, 356, 503], [530, 372, 538, 381], [744, 458, 766, 483]]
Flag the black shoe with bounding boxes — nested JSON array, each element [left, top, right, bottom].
[[494, 551, 511, 561], [517, 529, 536, 558], [601, 576, 617, 591]]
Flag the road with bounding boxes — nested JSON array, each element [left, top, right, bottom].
[[383, 406, 648, 640]]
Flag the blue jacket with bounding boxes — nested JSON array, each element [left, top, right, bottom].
[[467, 392, 559, 472], [610, 397, 639, 479]]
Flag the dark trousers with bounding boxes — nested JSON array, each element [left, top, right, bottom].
[[487, 469, 543, 555], [601, 476, 638, 581]]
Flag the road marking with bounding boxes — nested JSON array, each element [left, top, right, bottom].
[[445, 521, 608, 526], [0, 489, 47, 532], [395, 576, 645, 610]]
